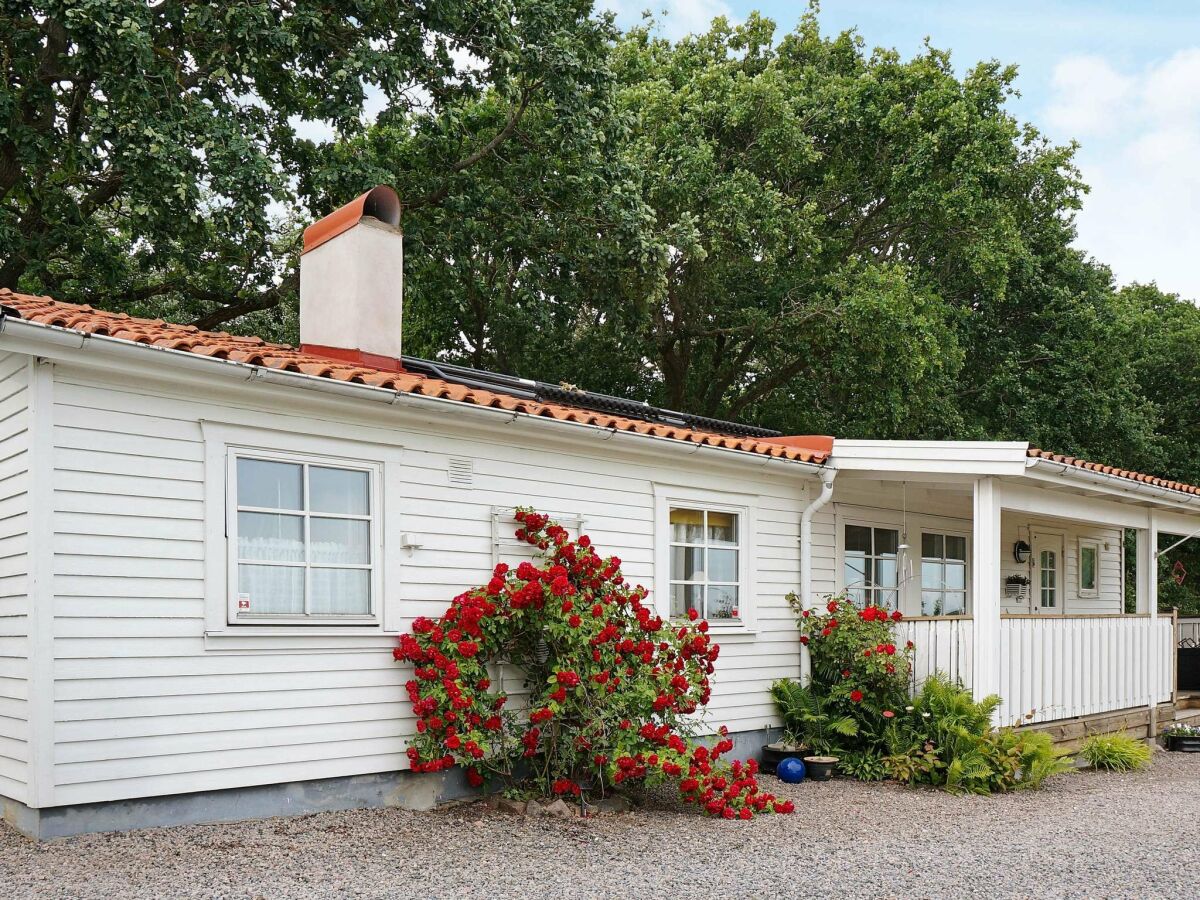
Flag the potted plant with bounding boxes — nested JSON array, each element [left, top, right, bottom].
[[1163, 723, 1200, 752], [769, 679, 855, 780], [764, 680, 810, 774]]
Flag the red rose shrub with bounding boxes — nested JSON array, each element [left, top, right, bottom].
[[395, 508, 790, 819]]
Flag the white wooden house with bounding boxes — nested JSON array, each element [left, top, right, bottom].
[[0, 186, 1190, 837]]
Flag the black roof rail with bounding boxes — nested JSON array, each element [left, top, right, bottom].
[[399, 356, 782, 440]]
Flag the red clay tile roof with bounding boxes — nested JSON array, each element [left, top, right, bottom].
[[0, 290, 827, 465], [1027, 448, 1200, 497]]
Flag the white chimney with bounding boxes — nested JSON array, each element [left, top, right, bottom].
[[299, 185, 404, 365]]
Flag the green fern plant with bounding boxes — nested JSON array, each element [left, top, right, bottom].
[[1080, 732, 1151, 772], [770, 679, 858, 756]]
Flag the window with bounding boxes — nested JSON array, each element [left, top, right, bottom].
[[1078, 540, 1099, 597], [669, 507, 742, 622], [230, 452, 378, 623], [920, 532, 967, 615], [1039, 549, 1058, 609], [844, 524, 899, 609]]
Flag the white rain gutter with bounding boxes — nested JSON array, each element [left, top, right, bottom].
[[797, 470, 836, 688], [0, 314, 829, 477], [799, 472, 837, 610], [1027, 456, 1200, 510]]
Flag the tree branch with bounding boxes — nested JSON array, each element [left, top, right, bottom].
[[190, 272, 297, 331], [404, 83, 540, 211]]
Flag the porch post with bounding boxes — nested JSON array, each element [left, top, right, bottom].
[[1135, 527, 1152, 614], [971, 477, 1002, 707], [1145, 513, 1160, 734]]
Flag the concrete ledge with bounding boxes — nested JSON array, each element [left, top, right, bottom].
[[1, 767, 472, 841], [1, 725, 781, 840]]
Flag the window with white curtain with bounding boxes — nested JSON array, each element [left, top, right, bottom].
[[229, 452, 378, 623]]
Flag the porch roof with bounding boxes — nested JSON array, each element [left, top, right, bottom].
[[829, 438, 1200, 517]]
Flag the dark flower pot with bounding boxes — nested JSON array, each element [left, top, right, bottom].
[[1165, 734, 1200, 752], [761, 742, 808, 775], [804, 756, 838, 781]]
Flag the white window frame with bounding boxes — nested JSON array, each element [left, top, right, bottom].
[[227, 447, 383, 626], [202, 421, 403, 643], [840, 520, 902, 610], [1078, 537, 1101, 599], [653, 484, 757, 633], [917, 529, 970, 616]]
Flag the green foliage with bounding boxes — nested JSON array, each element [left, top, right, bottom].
[[770, 679, 857, 756], [838, 750, 887, 782], [10, 7, 1200, 617], [791, 594, 913, 709], [852, 673, 1074, 794], [1079, 733, 1152, 772], [1, 0, 615, 332]]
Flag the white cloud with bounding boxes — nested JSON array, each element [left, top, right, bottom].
[[1043, 49, 1200, 300], [1044, 55, 1132, 138], [606, 0, 734, 41]]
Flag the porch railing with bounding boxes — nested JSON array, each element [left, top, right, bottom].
[[997, 615, 1174, 726], [899, 616, 973, 690]]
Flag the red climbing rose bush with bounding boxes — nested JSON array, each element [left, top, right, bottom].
[[394, 509, 794, 819], [789, 593, 914, 710]]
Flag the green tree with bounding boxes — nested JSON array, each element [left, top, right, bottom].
[[1, 0, 612, 331]]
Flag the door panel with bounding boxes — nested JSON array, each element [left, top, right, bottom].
[[1031, 531, 1064, 614]]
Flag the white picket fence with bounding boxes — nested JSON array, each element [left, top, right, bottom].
[[898, 616, 973, 690], [997, 615, 1174, 726]]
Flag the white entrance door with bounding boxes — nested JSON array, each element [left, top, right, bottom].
[[1031, 531, 1064, 614]]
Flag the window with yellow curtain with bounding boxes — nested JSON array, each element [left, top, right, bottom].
[[669, 507, 742, 621]]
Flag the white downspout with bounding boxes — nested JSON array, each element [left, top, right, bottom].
[[800, 472, 837, 686]]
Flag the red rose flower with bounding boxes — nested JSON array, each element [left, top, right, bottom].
[[850, 690, 864, 702]]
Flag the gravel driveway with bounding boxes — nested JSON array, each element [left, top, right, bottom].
[[3, 751, 1197, 899]]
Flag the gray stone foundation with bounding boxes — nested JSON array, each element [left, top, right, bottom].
[[1, 725, 781, 840]]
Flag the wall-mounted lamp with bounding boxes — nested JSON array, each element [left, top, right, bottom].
[[1013, 540, 1031, 564]]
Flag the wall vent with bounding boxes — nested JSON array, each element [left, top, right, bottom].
[[448, 457, 474, 486]]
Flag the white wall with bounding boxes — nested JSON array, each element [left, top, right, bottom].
[[998, 512, 1124, 614], [42, 361, 815, 807], [0, 353, 31, 804]]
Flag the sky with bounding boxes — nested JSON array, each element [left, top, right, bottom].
[[607, 1, 1200, 301]]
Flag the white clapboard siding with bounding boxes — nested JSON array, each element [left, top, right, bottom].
[[899, 617, 974, 690], [997, 616, 1173, 726], [45, 365, 813, 806], [0, 353, 30, 804], [999, 514, 1124, 615]]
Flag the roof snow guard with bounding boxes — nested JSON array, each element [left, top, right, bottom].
[[0, 291, 827, 465]]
